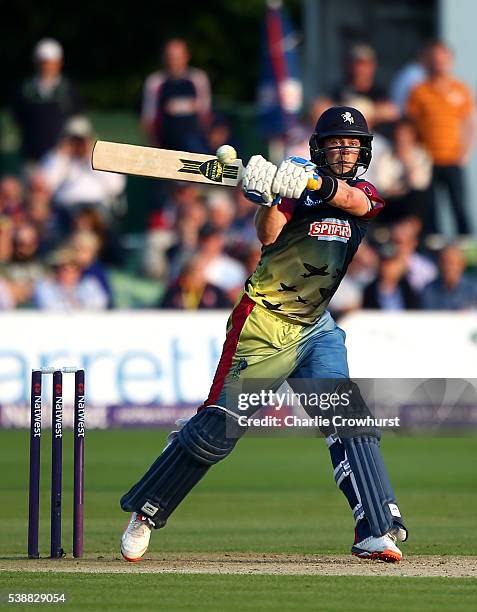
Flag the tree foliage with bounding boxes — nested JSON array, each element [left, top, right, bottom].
[[2, 0, 301, 108]]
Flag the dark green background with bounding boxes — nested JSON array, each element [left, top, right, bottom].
[[1, 0, 301, 108]]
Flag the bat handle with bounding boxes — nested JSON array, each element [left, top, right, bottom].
[[306, 176, 322, 191]]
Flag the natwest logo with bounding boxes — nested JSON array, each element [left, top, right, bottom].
[[308, 219, 351, 242]]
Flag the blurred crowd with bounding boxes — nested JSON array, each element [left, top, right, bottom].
[[1, 36, 477, 312]]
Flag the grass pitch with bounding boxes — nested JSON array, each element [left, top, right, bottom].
[[1, 573, 476, 611], [0, 430, 476, 610]]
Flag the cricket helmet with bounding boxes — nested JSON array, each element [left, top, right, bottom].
[[309, 106, 373, 178]]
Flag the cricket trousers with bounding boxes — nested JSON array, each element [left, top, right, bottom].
[[198, 293, 365, 524], [122, 293, 390, 534], [200, 293, 349, 411]]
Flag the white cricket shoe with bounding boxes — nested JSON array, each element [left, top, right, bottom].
[[352, 532, 402, 563], [121, 513, 153, 562]]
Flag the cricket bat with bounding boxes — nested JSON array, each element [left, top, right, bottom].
[[91, 140, 321, 190], [92, 141, 244, 187]]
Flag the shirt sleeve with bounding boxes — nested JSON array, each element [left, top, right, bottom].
[[277, 197, 297, 221], [352, 180, 385, 219], [189, 68, 212, 121]]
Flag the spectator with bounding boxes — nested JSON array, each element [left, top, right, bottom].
[[164, 200, 207, 280], [376, 120, 432, 224], [71, 230, 113, 307], [0, 277, 15, 309], [2, 221, 45, 307], [206, 113, 237, 155], [141, 39, 211, 151], [0, 176, 24, 225], [71, 205, 123, 266], [160, 255, 231, 309], [347, 97, 398, 195], [241, 244, 262, 277], [24, 173, 56, 254], [12, 222, 41, 264], [143, 227, 176, 280], [197, 224, 247, 303], [0, 216, 17, 308], [40, 116, 125, 229], [11, 39, 82, 167], [33, 247, 109, 311], [206, 189, 235, 232], [330, 44, 399, 128], [229, 188, 259, 251], [7, 223, 44, 296], [390, 220, 437, 291], [392, 119, 432, 190], [329, 242, 379, 317], [407, 41, 477, 235], [286, 100, 330, 160], [422, 244, 477, 310], [148, 183, 204, 230], [145, 192, 206, 280], [390, 48, 427, 114], [363, 248, 421, 310], [0, 216, 14, 264]]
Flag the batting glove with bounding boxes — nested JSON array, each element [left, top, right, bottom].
[[242, 155, 280, 206], [272, 156, 320, 199]]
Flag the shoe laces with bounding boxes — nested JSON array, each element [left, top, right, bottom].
[[128, 514, 152, 537]]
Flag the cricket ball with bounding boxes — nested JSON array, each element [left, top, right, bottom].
[[216, 144, 237, 164]]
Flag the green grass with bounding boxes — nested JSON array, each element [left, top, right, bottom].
[[1, 430, 476, 610], [0, 573, 476, 611], [0, 430, 476, 557]]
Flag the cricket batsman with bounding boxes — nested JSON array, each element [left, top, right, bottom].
[[119, 106, 408, 562]]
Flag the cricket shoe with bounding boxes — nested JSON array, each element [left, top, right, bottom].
[[352, 531, 402, 563], [121, 512, 153, 562]]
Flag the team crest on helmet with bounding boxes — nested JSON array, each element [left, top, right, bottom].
[[341, 112, 354, 124]]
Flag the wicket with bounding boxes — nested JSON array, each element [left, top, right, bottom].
[[28, 367, 85, 559]]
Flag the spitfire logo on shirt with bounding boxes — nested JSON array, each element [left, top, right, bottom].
[[308, 218, 351, 243]]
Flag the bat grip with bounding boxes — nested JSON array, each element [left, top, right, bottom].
[[306, 177, 322, 191]]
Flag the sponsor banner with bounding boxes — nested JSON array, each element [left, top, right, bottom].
[[1, 311, 477, 427], [0, 403, 197, 429], [0, 311, 228, 408], [340, 311, 477, 378]]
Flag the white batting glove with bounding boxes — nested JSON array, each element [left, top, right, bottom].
[[272, 156, 318, 199], [242, 155, 279, 206]]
